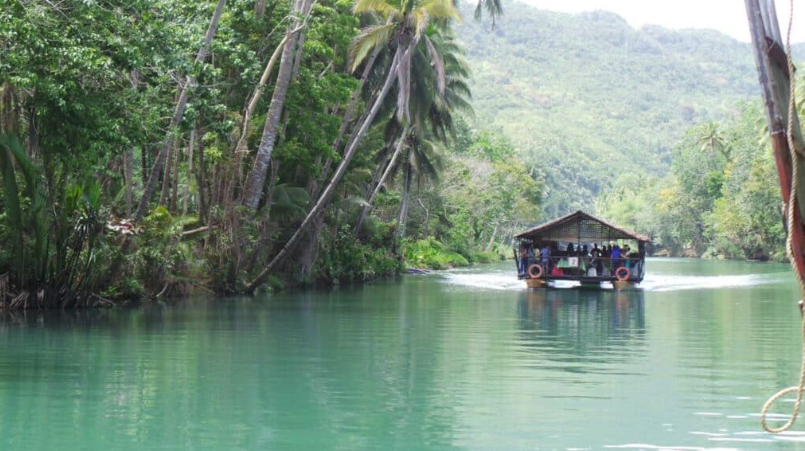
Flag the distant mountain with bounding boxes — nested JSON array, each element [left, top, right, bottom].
[[456, 2, 775, 217]]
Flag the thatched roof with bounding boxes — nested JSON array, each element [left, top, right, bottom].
[[515, 210, 650, 242]]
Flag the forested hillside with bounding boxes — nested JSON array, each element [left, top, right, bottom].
[[457, 1, 766, 216]]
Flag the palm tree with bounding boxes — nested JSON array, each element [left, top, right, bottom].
[[245, 0, 461, 291], [474, 0, 503, 26], [698, 122, 731, 160], [355, 27, 472, 232], [242, 0, 316, 209], [393, 127, 443, 241]]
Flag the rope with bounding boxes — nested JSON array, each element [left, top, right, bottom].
[[760, 0, 805, 434]]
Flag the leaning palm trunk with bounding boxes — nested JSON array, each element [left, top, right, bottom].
[[395, 162, 412, 242], [159, 137, 176, 207], [245, 49, 403, 292], [134, 0, 227, 222], [355, 126, 407, 232], [241, 0, 312, 209], [225, 15, 309, 207]]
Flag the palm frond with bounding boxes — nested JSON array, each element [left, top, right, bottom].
[[423, 35, 445, 95], [473, 0, 502, 26], [349, 22, 396, 72], [353, 0, 399, 17], [419, 0, 462, 21], [410, 8, 430, 39]]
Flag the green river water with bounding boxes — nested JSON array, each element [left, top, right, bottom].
[[2, 258, 805, 450]]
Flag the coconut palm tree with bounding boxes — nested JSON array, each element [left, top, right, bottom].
[[698, 122, 731, 160], [245, 0, 461, 291], [392, 127, 444, 241], [355, 27, 472, 232], [474, 0, 503, 26], [241, 0, 316, 209]]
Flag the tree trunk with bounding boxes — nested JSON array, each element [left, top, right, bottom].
[[159, 136, 176, 207], [141, 145, 149, 185], [1, 83, 16, 134], [123, 146, 134, 217], [355, 128, 407, 232], [243, 161, 281, 275], [396, 163, 412, 242], [241, 0, 310, 209], [418, 197, 429, 236], [183, 126, 195, 216], [227, 20, 308, 208], [245, 49, 403, 292], [170, 137, 181, 213], [196, 131, 208, 224], [255, 0, 267, 17], [133, 0, 227, 222], [486, 223, 498, 252], [309, 48, 382, 198]]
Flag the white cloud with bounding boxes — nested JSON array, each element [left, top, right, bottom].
[[518, 0, 805, 43]]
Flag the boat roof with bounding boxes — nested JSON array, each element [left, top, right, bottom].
[[515, 210, 650, 242]]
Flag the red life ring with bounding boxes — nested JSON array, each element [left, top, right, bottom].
[[528, 264, 543, 279], [615, 266, 631, 281]]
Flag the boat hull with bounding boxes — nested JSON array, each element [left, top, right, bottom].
[[525, 279, 547, 289]]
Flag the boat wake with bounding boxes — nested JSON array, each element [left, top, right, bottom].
[[438, 271, 524, 291], [436, 267, 789, 293], [640, 273, 788, 292]]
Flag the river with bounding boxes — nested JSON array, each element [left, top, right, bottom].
[[1, 258, 804, 450]]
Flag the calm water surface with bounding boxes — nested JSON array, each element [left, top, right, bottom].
[[2, 258, 805, 450]]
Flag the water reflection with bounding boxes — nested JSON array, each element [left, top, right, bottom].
[[3, 260, 805, 451], [517, 288, 645, 346]]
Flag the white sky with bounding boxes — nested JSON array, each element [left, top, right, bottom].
[[519, 0, 805, 43]]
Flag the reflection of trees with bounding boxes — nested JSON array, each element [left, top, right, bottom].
[[516, 289, 646, 365], [0, 285, 466, 450]]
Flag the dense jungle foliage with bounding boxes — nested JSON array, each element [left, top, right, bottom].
[[0, 0, 541, 307]]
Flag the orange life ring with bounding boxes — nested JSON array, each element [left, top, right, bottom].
[[615, 266, 631, 281], [528, 264, 543, 279]]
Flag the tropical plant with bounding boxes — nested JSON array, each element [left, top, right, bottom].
[[245, 0, 461, 290]]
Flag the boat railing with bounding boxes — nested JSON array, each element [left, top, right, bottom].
[[515, 255, 645, 282]]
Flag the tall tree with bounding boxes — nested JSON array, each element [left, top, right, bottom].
[[245, 0, 461, 291], [134, 0, 228, 222], [241, 0, 314, 209], [355, 27, 471, 231]]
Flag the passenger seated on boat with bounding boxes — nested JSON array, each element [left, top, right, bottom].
[[566, 242, 574, 256], [551, 266, 563, 276], [592, 243, 603, 274]]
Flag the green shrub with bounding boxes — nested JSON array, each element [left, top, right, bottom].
[[316, 229, 404, 284], [402, 237, 471, 269], [469, 251, 497, 264]]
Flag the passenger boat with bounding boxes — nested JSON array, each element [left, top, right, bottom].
[[513, 210, 650, 290]]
